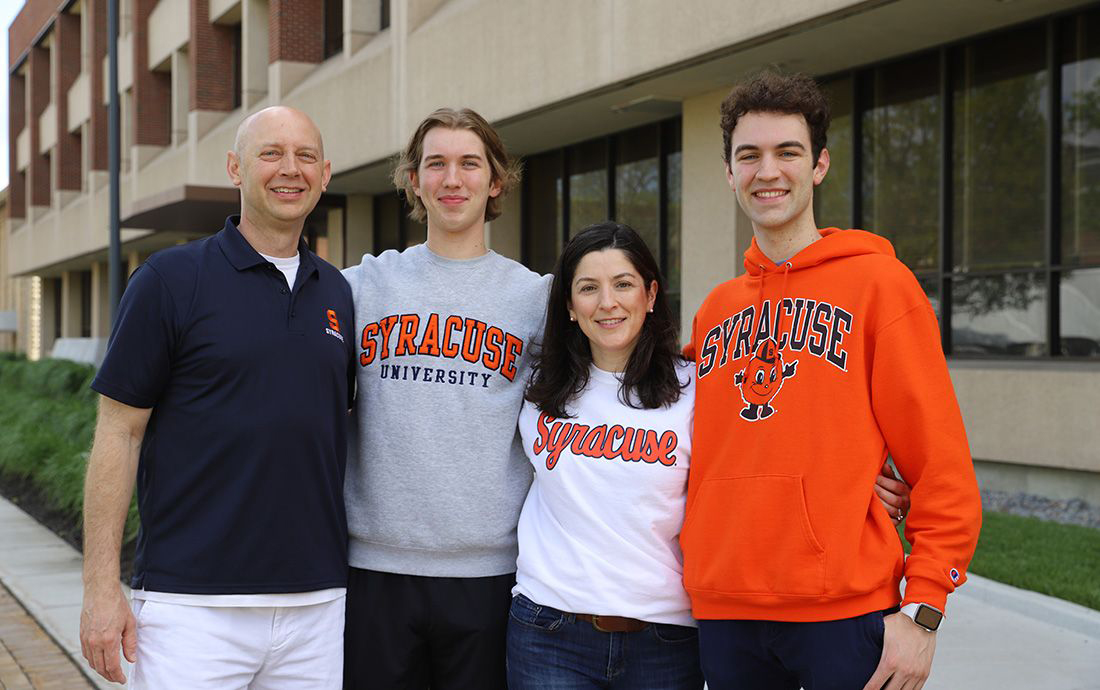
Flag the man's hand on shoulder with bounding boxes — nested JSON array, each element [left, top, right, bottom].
[[80, 583, 136, 684], [862, 611, 936, 690]]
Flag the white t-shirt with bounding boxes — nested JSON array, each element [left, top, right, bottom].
[[514, 360, 695, 626], [260, 251, 300, 290]]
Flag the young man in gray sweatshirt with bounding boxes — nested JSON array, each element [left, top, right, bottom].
[[341, 108, 550, 689]]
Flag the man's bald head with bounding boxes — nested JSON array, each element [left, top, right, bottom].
[[227, 105, 331, 235], [234, 106, 325, 160]]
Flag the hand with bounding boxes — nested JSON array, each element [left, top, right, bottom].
[[862, 612, 936, 690], [80, 584, 137, 684], [875, 462, 911, 522]]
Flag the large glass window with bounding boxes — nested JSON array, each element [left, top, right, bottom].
[[952, 25, 1048, 272], [815, 76, 853, 229], [862, 52, 941, 272], [522, 118, 683, 322], [523, 150, 564, 274], [568, 140, 609, 234], [822, 10, 1100, 359]]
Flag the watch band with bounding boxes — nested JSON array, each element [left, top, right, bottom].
[[900, 602, 944, 632]]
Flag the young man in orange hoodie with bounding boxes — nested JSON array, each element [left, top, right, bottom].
[[682, 72, 982, 690]]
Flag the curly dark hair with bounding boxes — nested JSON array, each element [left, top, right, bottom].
[[526, 222, 687, 419], [392, 108, 521, 223], [719, 71, 830, 169]]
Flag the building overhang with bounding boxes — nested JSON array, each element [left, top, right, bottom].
[[121, 184, 240, 232]]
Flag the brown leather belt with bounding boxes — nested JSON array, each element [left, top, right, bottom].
[[575, 613, 649, 633]]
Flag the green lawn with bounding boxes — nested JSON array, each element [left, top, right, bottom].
[[900, 510, 1100, 611]]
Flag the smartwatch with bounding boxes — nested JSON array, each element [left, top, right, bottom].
[[900, 602, 944, 632]]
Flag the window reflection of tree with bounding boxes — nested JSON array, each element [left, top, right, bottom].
[[953, 27, 1047, 274], [863, 54, 940, 271]]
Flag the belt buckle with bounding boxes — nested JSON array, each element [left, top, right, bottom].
[[590, 615, 614, 633]]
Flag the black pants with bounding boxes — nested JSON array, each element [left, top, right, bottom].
[[343, 567, 515, 690], [698, 610, 888, 690]]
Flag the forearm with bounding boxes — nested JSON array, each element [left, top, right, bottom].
[[82, 398, 146, 591]]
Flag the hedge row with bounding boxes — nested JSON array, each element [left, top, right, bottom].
[[0, 353, 139, 540]]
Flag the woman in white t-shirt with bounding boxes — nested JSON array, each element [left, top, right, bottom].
[[507, 222, 703, 689], [506, 223, 911, 689]]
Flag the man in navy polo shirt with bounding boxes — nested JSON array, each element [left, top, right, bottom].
[[79, 106, 354, 688]]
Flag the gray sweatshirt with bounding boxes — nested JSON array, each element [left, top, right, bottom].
[[342, 244, 551, 577]]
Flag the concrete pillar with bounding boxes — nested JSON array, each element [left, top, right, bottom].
[[680, 86, 751, 338], [60, 271, 82, 338], [344, 0, 382, 57], [487, 187, 521, 262], [91, 261, 112, 338], [345, 193, 374, 264], [326, 207, 345, 268], [39, 277, 59, 356], [241, 0, 269, 108], [170, 50, 190, 146]]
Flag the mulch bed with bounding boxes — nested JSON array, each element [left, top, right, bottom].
[[0, 473, 135, 582]]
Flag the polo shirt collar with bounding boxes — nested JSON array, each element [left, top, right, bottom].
[[216, 215, 318, 277]]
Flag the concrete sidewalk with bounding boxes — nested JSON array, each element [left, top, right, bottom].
[[1, 494, 1099, 689]]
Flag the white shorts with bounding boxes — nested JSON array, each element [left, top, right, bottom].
[[130, 595, 345, 689]]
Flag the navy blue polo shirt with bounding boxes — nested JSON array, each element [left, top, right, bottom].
[[92, 217, 355, 594]]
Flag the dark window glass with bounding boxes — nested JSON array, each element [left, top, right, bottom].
[[80, 271, 92, 338], [614, 124, 660, 262], [324, 0, 344, 58], [523, 150, 564, 275], [862, 52, 941, 270], [1061, 267, 1100, 356], [233, 26, 242, 109], [380, 0, 390, 31], [52, 279, 61, 340], [1062, 11, 1100, 268], [374, 192, 402, 252], [952, 25, 1048, 271], [917, 274, 941, 324], [951, 272, 1046, 356], [568, 140, 608, 234], [815, 76, 853, 229], [665, 119, 682, 326]]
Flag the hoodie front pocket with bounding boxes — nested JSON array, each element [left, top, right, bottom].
[[683, 475, 825, 597]]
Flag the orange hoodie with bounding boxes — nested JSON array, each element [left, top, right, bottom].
[[682, 228, 981, 622]]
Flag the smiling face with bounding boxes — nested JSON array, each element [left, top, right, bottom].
[[412, 126, 502, 242], [726, 111, 829, 236], [567, 248, 657, 373], [228, 107, 331, 233]]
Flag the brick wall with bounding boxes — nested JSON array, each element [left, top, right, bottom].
[[8, 0, 56, 69], [89, 0, 108, 171], [132, 0, 171, 147], [28, 44, 50, 207], [8, 75, 26, 218], [190, 0, 237, 111], [269, 0, 323, 64], [55, 12, 81, 191]]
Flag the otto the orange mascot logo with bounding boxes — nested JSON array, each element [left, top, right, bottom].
[[734, 338, 798, 421]]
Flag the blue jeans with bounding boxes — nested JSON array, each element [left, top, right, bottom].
[[506, 593, 704, 690]]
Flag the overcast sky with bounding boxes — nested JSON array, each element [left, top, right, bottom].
[[1, 1, 28, 191]]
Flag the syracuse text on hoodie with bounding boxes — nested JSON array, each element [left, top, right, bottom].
[[683, 227, 982, 622]]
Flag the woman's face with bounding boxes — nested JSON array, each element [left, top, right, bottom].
[[567, 248, 657, 373]]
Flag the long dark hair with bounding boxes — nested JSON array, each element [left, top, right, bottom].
[[526, 222, 686, 419]]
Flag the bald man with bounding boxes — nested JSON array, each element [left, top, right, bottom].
[[80, 107, 355, 689]]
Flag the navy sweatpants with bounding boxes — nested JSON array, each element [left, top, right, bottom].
[[698, 610, 891, 690]]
